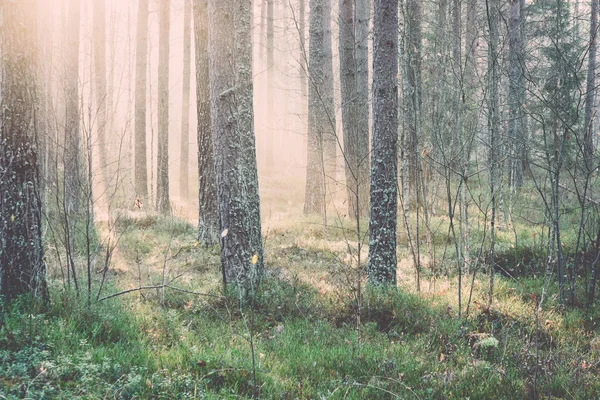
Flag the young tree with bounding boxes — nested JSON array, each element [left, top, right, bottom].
[[0, 0, 48, 302], [208, 0, 264, 287], [368, 0, 399, 285], [156, 0, 171, 214], [194, 0, 219, 245], [135, 0, 149, 203], [180, 0, 192, 199]]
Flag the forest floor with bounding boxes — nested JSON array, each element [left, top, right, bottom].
[[2, 172, 600, 399]]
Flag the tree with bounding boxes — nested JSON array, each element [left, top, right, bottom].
[[208, 0, 264, 287], [0, 0, 48, 302], [134, 0, 149, 203], [64, 0, 81, 214], [156, 0, 171, 214], [339, 0, 370, 220], [304, 0, 336, 215], [93, 0, 109, 190], [180, 0, 192, 199], [584, 0, 598, 171], [368, 0, 399, 285], [507, 0, 527, 188], [194, 0, 219, 245], [266, 0, 275, 169]]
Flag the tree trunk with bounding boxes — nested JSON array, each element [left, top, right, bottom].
[[64, 0, 81, 214], [584, 0, 598, 171], [156, 0, 171, 214], [0, 0, 48, 302], [194, 0, 219, 246], [180, 0, 192, 199], [507, 0, 526, 188], [135, 0, 149, 203], [305, 0, 336, 215], [209, 0, 264, 287], [339, 0, 370, 221], [266, 0, 275, 169], [368, 0, 398, 285], [93, 0, 109, 191]]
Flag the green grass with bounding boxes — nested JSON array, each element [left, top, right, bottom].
[[4, 176, 600, 398]]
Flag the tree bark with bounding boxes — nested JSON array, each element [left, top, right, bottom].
[[305, 0, 336, 215], [180, 0, 192, 199], [368, 0, 398, 285], [64, 0, 81, 214], [134, 0, 149, 202], [156, 0, 171, 214], [507, 0, 526, 188], [584, 0, 598, 171], [209, 0, 264, 287], [339, 0, 370, 220], [0, 0, 48, 302], [266, 0, 275, 169], [194, 0, 219, 246], [93, 0, 109, 191]]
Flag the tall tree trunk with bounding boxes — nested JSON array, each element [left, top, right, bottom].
[[405, 0, 422, 194], [0, 0, 48, 302], [305, 0, 336, 215], [156, 0, 171, 214], [368, 0, 398, 285], [194, 0, 219, 245], [93, 0, 109, 192], [64, 0, 81, 214], [209, 0, 264, 287], [235, 0, 265, 276], [584, 0, 598, 171], [339, 0, 370, 220], [486, 0, 499, 307], [134, 0, 149, 203], [266, 0, 275, 169], [180, 0, 192, 199], [507, 0, 526, 188]]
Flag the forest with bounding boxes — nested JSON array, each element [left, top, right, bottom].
[[2, 0, 600, 398]]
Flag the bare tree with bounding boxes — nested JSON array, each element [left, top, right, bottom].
[[93, 0, 109, 191]]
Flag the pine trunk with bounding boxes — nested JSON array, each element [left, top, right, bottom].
[[134, 0, 149, 202], [156, 0, 171, 214], [180, 0, 192, 199], [368, 0, 398, 285], [0, 0, 49, 302], [194, 0, 219, 245]]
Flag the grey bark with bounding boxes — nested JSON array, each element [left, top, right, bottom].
[[368, 0, 398, 285], [135, 0, 149, 202], [193, 0, 219, 245], [64, 0, 81, 214], [507, 0, 527, 188], [266, 0, 275, 168], [93, 0, 109, 190], [304, 0, 336, 215], [208, 0, 264, 287], [584, 0, 598, 171], [339, 0, 370, 220], [156, 0, 171, 214], [0, 0, 48, 302], [486, 0, 499, 306], [180, 0, 192, 199]]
